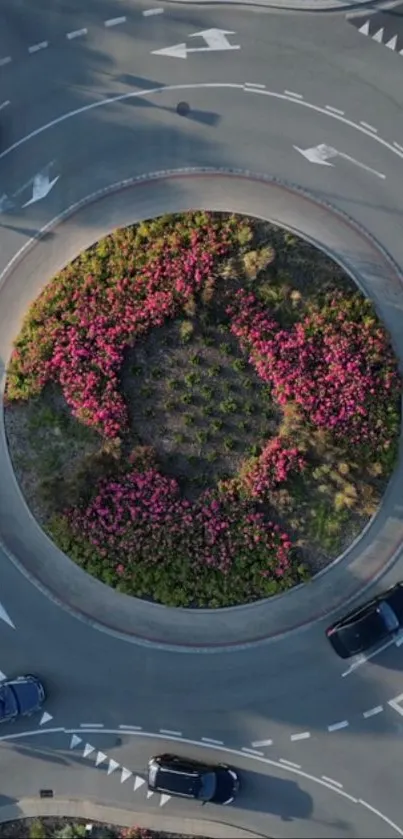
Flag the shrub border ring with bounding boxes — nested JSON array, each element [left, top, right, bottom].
[[0, 167, 402, 651]]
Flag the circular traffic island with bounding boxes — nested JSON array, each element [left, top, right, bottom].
[[4, 211, 401, 608]]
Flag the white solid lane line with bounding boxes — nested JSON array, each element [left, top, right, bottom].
[[242, 748, 264, 757], [201, 737, 223, 745], [359, 799, 403, 837]]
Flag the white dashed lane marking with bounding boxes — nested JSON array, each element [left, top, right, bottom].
[[66, 28, 88, 40], [119, 724, 143, 730], [360, 120, 378, 133], [325, 105, 345, 115], [0, 56, 11, 66], [242, 747, 264, 757], [104, 16, 127, 27], [0, 101, 10, 111], [328, 720, 349, 732], [363, 705, 383, 718], [79, 723, 104, 728], [251, 738, 273, 748], [142, 7, 164, 15], [28, 41, 48, 54], [284, 90, 303, 98], [159, 729, 182, 737], [279, 758, 301, 769], [290, 731, 311, 741]]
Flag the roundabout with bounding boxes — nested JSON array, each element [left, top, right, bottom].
[[1, 0, 403, 836]]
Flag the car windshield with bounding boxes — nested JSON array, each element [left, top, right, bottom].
[[378, 601, 399, 632], [197, 772, 217, 801], [0, 685, 17, 718]]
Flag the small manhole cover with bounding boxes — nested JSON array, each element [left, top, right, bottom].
[[40, 789, 53, 798], [177, 101, 190, 116]]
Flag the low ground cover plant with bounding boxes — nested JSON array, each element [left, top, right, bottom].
[[4, 212, 401, 607]]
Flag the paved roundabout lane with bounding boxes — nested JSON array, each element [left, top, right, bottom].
[[1, 2, 403, 837]]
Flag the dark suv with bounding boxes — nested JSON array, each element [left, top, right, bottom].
[[0, 675, 45, 722], [147, 754, 239, 805]]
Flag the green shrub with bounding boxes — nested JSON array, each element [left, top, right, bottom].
[[29, 820, 47, 839]]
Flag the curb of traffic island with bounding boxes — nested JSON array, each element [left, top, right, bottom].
[[0, 799, 268, 839], [162, 0, 401, 13], [1, 168, 403, 652]]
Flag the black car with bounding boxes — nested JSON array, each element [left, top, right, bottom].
[[0, 675, 45, 722], [326, 582, 403, 659], [147, 754, 239, 805]]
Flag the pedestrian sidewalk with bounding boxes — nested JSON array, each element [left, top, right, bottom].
[[0, 798, 267, 839]]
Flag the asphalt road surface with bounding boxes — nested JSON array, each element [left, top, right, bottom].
[[1, 2, 403, 837]]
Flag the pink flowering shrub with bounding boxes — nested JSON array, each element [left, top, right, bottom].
[[50, 467, 304, 606], [241, 436, 306, 498], [228, 288, 401, 451], [7, 214, 241, 438]]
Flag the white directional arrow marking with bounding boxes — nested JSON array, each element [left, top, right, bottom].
[[70, 735, 82, 749], [0, 602, 15, 629], [95, 751, 107, 766], [152, 28, 240, 59], [294, 143, 385, 179], [39, 712, 53, 726], [121, 768, 132, 784], [294, 144, 335, 166], [23, 173, 59, 208], [134, 776, 146, 792], [160, 794, 171, 807], [107, 759, 120, 775], [83, 743, 95, 758]]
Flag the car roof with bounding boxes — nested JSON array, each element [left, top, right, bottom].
[[336, 609, 387, 653], [156, 766, 201, 796]]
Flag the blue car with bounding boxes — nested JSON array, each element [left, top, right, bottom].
[[0, 675, 45, 722]]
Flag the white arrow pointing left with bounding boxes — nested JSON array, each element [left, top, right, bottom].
[[23, 172, 59, 208], [152, 28, 240, 59], [294, 143, 336, 166], [0, 601, 15, 629], [294, 143, 385, 179]]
